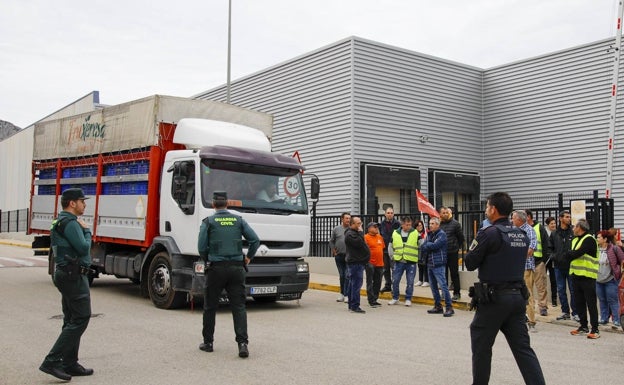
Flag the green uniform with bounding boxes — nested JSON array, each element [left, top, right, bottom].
[[42, 210, 92, 370], [198, 209, 260, 345]]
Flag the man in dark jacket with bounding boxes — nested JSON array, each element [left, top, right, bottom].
[[440, 207, 465, 301], [549, 210, 577, 321], [40, 188, 94, 381], [379, 207, 400, 292], [345, 216, 370, 314]]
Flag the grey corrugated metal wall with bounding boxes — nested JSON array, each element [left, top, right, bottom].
[[351, 38, 483, 212], [195, 37, 485, 215], [482, 38, 622, 223], [195, 39, 356, 214]]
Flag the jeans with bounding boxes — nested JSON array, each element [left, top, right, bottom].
[[418, 263, 428, 283], [392, 261, 416, 301], [334, 253, 348, 296], [596, 278, 620, 324], [428, 265, 452, 308], [347, 264, 365, 310], [555, 267, 576, 316], [365, 263, 383, 304]]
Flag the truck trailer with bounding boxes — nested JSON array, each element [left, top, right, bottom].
[[29, 95, 318, 309]]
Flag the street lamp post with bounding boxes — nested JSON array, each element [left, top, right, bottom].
[[226, 0, 232, 103]]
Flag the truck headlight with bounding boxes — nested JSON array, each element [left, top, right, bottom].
[[296, 262, 309, 273]]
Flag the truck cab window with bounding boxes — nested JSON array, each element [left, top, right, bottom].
[[171, 161, 195, 215]]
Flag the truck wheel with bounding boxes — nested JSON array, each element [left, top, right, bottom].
[[147, 252, 186, 309]]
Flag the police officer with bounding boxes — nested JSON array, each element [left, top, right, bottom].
[[198, 191, 260, 358], [40, 188, 94, 381], [464, 192, 545, 385]]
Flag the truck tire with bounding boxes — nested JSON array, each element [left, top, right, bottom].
[[147, 252, 186, 309]]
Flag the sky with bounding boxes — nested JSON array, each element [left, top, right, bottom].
[[0, 0, 619, 128]]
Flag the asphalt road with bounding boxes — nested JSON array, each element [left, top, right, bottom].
[[0, 243, 623, 385]]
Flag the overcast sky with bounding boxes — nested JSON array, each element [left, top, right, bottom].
[[0, 0, 619, 128]]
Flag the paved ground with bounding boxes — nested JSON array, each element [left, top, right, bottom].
[[1, 233, 623, 333], [1, 266, 623, 385]]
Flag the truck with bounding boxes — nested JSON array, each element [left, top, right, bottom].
[[29, 95, 319, 309]]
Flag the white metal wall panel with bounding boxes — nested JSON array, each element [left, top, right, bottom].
[[195, 39, 356, 215], [482, 38, 621, 223], [0, 127, 33, 211]]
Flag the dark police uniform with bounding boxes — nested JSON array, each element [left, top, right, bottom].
[[40, 188, 93, 380], [198, 192, 260, 356], [465, 218, 545, 385]]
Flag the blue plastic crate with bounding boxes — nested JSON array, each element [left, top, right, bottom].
[[137, 162, 149, 174], [62, 169, 72, 178]]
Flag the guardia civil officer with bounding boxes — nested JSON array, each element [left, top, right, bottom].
[[464, 192, 545, 385], [40, 188, 94, 381], [198, 191, 260, 358]]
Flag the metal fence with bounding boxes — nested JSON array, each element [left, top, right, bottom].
[[311, 190, 614, 261], [0, 209, 29, 233]]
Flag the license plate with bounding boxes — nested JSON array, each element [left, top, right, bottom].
[[250, 286, 277, 295]]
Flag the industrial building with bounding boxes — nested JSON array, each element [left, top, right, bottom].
[[1, 36, 622, 225]]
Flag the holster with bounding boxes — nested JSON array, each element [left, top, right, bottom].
[[473, 282, 493, 305]]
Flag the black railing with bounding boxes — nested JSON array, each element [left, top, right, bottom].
[[310, 190, 615, 262], [0, 208, 29, 233]]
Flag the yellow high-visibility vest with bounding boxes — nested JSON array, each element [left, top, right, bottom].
[[392, 230, 419, 263], [569, 233, 599, 279]]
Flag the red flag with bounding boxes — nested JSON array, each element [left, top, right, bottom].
[[416, 190, 440, 217]]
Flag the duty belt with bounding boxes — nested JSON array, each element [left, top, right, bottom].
[[209, 260, 244, 266]]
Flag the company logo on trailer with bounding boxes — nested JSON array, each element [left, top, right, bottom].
[[68, 114, 106, 143]]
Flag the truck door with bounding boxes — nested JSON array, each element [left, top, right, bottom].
[[162, 160, 201, 255]]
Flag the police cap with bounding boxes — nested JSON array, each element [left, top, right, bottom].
[[212, 191, 228, 201], [61, 188, 89, 201]]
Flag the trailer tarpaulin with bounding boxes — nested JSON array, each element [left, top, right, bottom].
[[33, 95, 273, 160]]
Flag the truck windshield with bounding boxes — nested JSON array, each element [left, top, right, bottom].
[[200, 163, 308, 214]]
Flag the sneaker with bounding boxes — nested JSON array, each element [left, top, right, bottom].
[[388, 299, 399, 305], [349, 308, 366, 314], [199, 342, 214, 352], [238, 342, 249, 358], [422, 282, 430, 287], [528, 323, 537, 332], [613, 321, 621, 328], [405, 300, 412, 307], [336, 294, 344, 302], [380, 286, 392, 293], [572, 314, 581, 323], [452, 293, 461, 301], [369, 302, 382, 308], [552, 301, 558, 307], [599, 319, 608, 325], [443, 308, 455, 317], [540, 309, 548, 316], [427, 306, 443, 314], [556, 313, 571, 321], [415, 281, 423, 286], [587, 330, 600, 339], [570, 327, 589, 335]]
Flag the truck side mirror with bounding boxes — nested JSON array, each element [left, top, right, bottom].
[[310, 176, 320, 200]]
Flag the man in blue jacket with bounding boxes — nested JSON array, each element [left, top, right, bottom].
[[421, 217, 454, 317]]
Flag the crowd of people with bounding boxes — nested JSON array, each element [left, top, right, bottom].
[[329, 206, 624, 338], [329, 206, 466, 316]]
